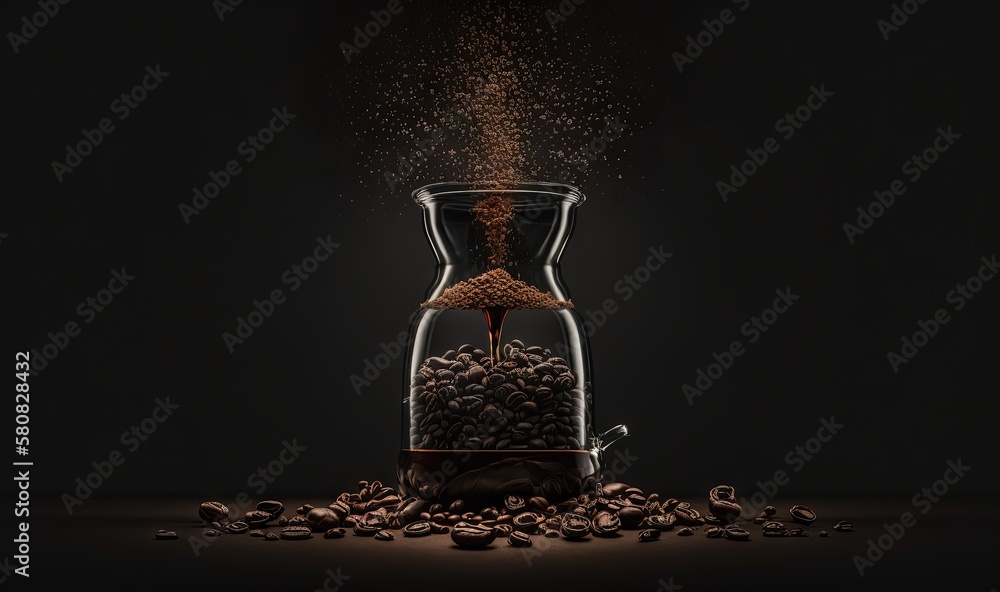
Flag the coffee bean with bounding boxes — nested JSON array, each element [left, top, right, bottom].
[[280, 525, 312, 540], [724, 525, 751, 541], [198, 501, 229, 524], [481, 507, 499, 520], [451, 524, 497, 548], [264, 532, 280, 541], [306, 508, 340, 532], [224, 521, 249, 535], [296, 504, 314, 515], [676, 527, 694, 536], [752, 513, 768, 525], [764, 505, 776, 516], [154, 529, 178, 540], [448, 499, 466, 514], [375, 530, 394, 541], [705, 526, 725, 538], [673, 506, 702, 526], [560, 513, 591, 539], [508, 531, 532, 547], [661, 498, 681, 512], [703, 514, 723, 525], [403, 521, 432, 537], [245, 510, 273, 527], [504, 495, 526, 513], [209, 521, 223, 529], [204, 529, 222, 537], [618, 506, 645, 528], [249, 530, 266, 538], [833, 520, 854, 532], [328, 500, 351, 520], [278, 516, 288, 527], [789, 528, 809, 537], [324, 528, 347, 539], [353, 524, 381, 537], [638, 529, 660, 542], [512, 511, 545, 532], [544, 528, 560, 538], [493, 524, 514, 537], [590, 511, 621, 537], [790, 505, 816, 526], [761, 521, 788, 537], [429, 523, 451, 535], [646, 513, 676, 531], [819, 530, 829, 537], [288, 515, 309, 528], [709, 498, 742, 524], [256, 500, 284, 521]]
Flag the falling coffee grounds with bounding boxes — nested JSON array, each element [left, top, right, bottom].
[[471, 194, 514, 269]]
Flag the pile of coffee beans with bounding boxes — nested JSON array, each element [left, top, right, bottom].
[[174, 481, 852, 548], [408, 340, 593, 450]]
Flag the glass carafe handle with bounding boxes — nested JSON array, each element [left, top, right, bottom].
[[590, 424, 629, 498]]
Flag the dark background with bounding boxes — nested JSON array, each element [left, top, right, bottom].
[[2, 0, 996, 510]]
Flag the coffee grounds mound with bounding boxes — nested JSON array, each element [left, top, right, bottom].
[[421, 269, 573, 309]]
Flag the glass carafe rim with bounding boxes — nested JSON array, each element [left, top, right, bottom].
[[412, 181, 586, 206]]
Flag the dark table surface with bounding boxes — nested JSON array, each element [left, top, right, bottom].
[[14, 494, 998, 591]]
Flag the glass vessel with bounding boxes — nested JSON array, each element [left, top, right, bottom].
[[396, 182, 602, 508]]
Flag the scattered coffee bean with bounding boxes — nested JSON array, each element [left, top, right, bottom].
[[451, 524, 497, 548], [481, 507, 499, 520], [449, 500, 466, 514], [154, 529, 178, 540], [761, 521, 789, 537], [590, 511, 621, 537], [529, 496, 549, 512], [819, 531, 829, 537], [661, 498, 681, 512], [429, 523, 451, 535], [560, 513, 591, 539], [724, 525, 751, 541], [513, 511, 545, 532], [328, 501, 351, 520], [353, 524, 380, 537], [493, 524, 514, 537], [676, 527, 694, 536], [638, 529, 660, 542], [752, 513, 768, 525], [375, 530, 394, 541], [324, 528, 347, 539], [505, 495, 526, 514], [245, 510, 273, 527], [264, 532, 280, 541], [249, 530, 265, 538], [280, 525, 312, 540], [204, 529, 222, 537], [306, 508, 340, 532], [224, 521, 249, 535], [508, 531, 532, 547], [278, 516, 288, 527], [256, 500, 284, 522], [199, 501, 229, 524], [618, 506, 645, 528], [647, 513, 676, 531], [833, 520, 853, 532], [789, 528, 809, 537], [673, 506, 702, 526], [544, 528, 560, 538], [403, 521, 432, 537], [790, 505, 816, 526], [296, 504, 314, 515], [705, 526, 725, 538], [764, 505, 776, 516], [703, 514, 723, 525]]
